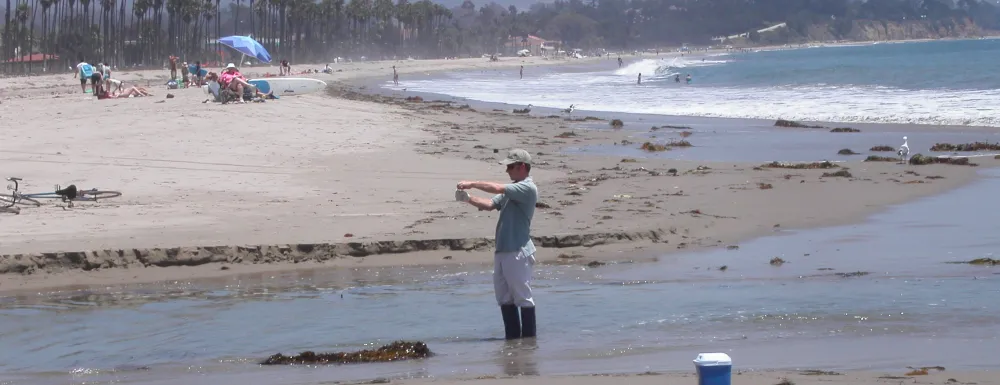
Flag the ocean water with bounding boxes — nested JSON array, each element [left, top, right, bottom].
[[2, 168, 1000, 385], [392, 39, 1000, 127]]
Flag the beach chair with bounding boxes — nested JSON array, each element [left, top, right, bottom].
[[205, 80, 220, 101]]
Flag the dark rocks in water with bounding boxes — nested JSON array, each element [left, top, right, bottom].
[[261, 341, 432, 365], [404, 96, 424, 102], [760, 161, 838, 169], [640, 142, 668, 152], [870, 145, 895, 152], [838, 148, 859, 155], [908, 154, 975, 166], [864, 155, 897, 162], [774, 119, 823, 128], [830, 127, 861, 133], [930, 142, 1000, 152], [609, 119, 624, 128]]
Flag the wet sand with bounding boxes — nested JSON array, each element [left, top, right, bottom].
[[1, 55, 997, 294], [399, 370, 997, 385]]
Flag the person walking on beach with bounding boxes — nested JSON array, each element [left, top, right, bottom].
[[637, 73, 641, 85], [393, 66, 399, 86], [74, 56, 97, 94], [456, 149, 538, 340]]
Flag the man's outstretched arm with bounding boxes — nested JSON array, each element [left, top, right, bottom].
[[457, 181, 506, 194], [466, 195, 497, 211]]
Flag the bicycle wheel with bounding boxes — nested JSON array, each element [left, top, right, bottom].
[[0, 195, 40, 207], [79, 190, 122, 200]]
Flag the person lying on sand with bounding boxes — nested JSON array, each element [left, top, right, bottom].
[[95, 83, 152, 99]]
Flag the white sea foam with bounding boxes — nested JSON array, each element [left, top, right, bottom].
[[613, 57, 730, 77], [396, 65, 1000, 127]]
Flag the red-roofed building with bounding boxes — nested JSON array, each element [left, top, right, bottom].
[[4, 53, 59, 63]]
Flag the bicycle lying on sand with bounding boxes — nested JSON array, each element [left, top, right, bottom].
[[2, 177, 123, 211]]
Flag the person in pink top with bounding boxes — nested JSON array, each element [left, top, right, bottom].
[[220, 63, 253, 99]]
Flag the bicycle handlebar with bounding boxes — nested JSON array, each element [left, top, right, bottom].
[[5, 177, 19, 192]]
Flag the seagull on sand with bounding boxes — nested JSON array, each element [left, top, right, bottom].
[[562, 104, 575, 115], [897, 136, 910, 162]]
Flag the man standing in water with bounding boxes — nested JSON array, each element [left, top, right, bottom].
[[456, 149, 538, 340], [519, 65, 523, 79]]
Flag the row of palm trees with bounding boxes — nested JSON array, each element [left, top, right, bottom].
[[0, 0, 473, 74]]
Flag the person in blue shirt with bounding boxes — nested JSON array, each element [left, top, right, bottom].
[[457, 149, 539, 340], [75, 55, 98, 94]]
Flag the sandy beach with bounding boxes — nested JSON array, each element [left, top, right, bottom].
[[0, 53, 994, 291]]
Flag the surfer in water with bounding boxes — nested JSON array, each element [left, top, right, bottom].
[[686, 74, 692, 84], [675, 74, 680, 83]]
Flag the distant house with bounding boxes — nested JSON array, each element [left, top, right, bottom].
[[505, 35, 559, 56]]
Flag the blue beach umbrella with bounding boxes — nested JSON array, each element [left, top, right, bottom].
[[217, 35, 272, 63]]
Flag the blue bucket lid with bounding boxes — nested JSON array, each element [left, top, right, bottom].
[[693, 353, 732, 366]]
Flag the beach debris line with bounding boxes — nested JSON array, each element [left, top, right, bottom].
[[260, 341, 432, 365], [930, 142, 1000, 152]]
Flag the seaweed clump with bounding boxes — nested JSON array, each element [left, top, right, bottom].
[[830, 127, 861, 133], [947, 258, 1000, 266], [908, 154, 974, 166], [930, 142, 1000, 152], [641, 142, 668, 152], [610, 119, 624, 128], [261, 341, 432, 365], [761, 161, 838, 169], [870, 145, 895, 152], [821, 170, 853, 178], [838, 148, 859, 155], [864, 155, 897, 162], [640, 140, 691, 152], [774, 119, 822, 128]]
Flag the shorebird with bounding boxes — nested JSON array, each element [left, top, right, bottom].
[[898, 136, 910, 162], [562, 104, 575, 115]]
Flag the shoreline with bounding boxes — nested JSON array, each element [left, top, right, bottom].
[[394, 369, 996, 385], [1, 67, 996, 293]]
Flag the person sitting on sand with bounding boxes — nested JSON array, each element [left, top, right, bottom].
[[220, 63, 255, 103]]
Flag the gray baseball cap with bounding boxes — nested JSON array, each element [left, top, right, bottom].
[[499, 149, 532, 165]]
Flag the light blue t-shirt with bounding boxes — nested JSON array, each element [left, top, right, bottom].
[[491, 177, 537, 255], [78, 62, 94, 78]]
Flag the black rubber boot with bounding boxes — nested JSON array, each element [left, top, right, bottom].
[[520, 306, 536, 338], [500, 304, 521, 340]]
